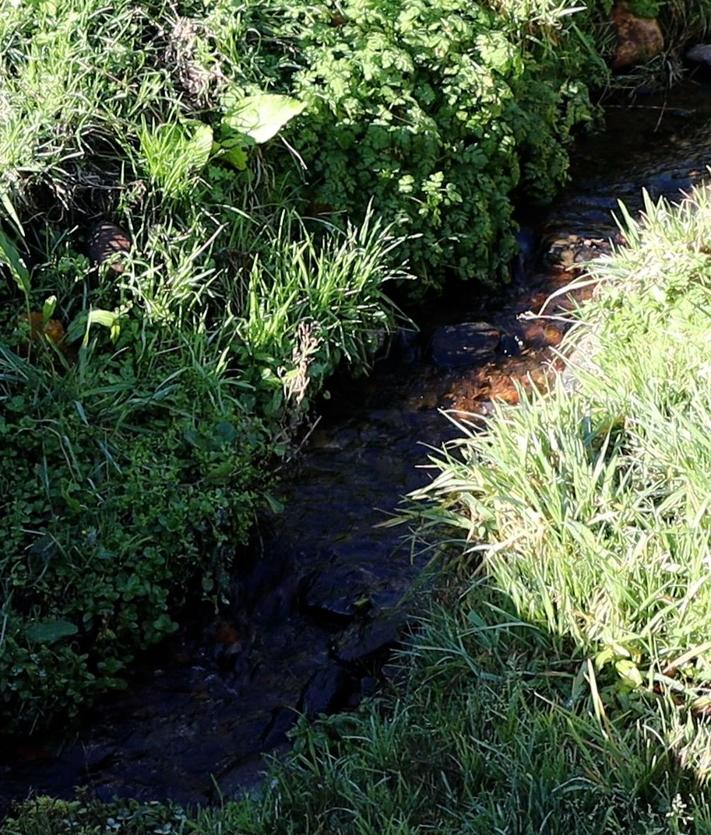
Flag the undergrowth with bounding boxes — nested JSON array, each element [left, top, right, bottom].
[[7, 124, 711, 835], [0, 0, 615, 735], [2, 0, 711, 776]]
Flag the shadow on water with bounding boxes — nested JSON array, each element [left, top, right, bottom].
[[3, 80, 711, 814]]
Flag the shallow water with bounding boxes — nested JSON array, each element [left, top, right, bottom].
[[3, 81, 711, 815]]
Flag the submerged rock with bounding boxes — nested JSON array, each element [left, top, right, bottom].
[[300, 563, 376, 623], [430, 322, 500, 369], [611, 3, 664, 71], [687, 44, 711, 69]]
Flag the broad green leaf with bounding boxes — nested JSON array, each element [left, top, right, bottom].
[[66, 308, 120, 344], [25, 619, 78, 644], [223, 94, 306, 144], [0, 190, 23, 236], [88, 309, 119, 329], [615, 659, 643, 688]]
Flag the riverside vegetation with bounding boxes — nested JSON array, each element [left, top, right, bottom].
[[3, 0, 711, 831], [8, 123, 711, 835], [0, 0, 623, 735]]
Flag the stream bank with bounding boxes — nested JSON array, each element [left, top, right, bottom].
[[3, 80, 711, 817]]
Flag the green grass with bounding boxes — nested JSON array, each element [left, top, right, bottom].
[[7, 149, 711, 835], [4, 0, 711, 818]]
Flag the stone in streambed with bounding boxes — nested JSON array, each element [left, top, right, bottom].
[[299, 665, 353, 718], [430, 323, 500, 369], [686, 44, 711, 69], [333, 612, 405, 666], [611, 3, 664, 71], [261, 706, 298, 748], [300, 564, 376, 623]]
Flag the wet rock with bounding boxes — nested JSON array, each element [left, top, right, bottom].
[[261, 707, 298, 748], [544, 234, 611, 269], [497, 333, 524, 358], [520, 320, 564, 349], [430, 323, 500, 369], [299, 665, 352, 718], [611, 3, 664, 71], [216, 754, 274, 801], [687, 44, 711, 69], [87, 222, 132, 273], [333, 613, 404, 666], [300, 564, 376, 623]]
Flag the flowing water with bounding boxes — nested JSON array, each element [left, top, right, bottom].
[[3, 81, 711, 815]]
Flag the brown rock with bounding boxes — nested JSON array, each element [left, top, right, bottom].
[[27, 312, 65, 345], [611, 3, 664, 71], [87, 221, 132, 273]]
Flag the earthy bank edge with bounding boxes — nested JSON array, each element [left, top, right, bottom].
[[5, 142, 711, 833]]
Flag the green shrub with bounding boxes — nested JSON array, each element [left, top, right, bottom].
[[235, 0, 609, 293], [0, 317, 265, 727]]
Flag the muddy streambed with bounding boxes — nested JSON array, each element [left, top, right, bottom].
[[3, 82, 711, 814]]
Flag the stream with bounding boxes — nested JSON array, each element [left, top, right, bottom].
[[3, 80, 711, 815]]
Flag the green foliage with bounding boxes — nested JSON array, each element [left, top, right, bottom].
[[0, 319, 265, 728], [628, 0, 663, 17], [254, 0, 609, 293], [1, 0, 711, 750], [0, 0, 408, 734], [138, 120, 214, 202]]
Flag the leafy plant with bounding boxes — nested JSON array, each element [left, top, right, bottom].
[[215, 92, 306, 169]]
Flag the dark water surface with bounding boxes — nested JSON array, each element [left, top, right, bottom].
[[3, 81, 711, 815]]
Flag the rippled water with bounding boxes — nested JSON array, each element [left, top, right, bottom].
[[3, 81, 711, 815]]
